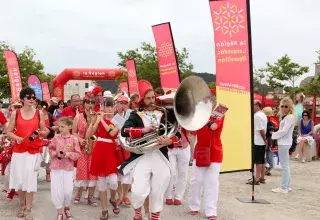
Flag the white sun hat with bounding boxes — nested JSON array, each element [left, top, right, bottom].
[[103, 90, 113, 98]]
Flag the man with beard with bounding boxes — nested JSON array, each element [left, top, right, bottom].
[[120, 88, 180, 220]]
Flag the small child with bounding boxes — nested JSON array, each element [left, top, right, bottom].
[[49, 117, 81, 220]]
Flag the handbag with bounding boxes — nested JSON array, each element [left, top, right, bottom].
[[115, 145, 130, 165], [195, 129, 212, 167]]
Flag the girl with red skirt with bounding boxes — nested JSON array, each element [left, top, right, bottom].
[[72, 95, 98, 206], [89, 97, 120, 220]]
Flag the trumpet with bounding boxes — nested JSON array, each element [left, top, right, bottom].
[[84, 135, 96, 154]]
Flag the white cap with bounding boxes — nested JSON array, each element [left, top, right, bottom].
[[103, 91, 113, 98], [88, 86, 94, 92]]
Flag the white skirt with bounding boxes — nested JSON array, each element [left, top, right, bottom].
[[297, 135, 314, 146], [9, 152, 39, 193]]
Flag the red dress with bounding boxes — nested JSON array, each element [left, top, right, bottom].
[[76, 114, 97, 181], [90, 119, 119, 177]]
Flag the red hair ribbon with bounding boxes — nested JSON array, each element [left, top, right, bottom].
[[92, 86, 103, 96]]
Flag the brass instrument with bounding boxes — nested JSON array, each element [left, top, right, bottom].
[[119, 75, 213, 154], [84, 135, 97, 154]]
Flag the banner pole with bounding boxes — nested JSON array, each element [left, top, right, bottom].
[[167, 22, 181, 83]]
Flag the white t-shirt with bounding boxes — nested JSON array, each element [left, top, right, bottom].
[[254, 110, 268, 145]]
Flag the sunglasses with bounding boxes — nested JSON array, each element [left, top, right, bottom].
[[303, 114, 308, 117], [280, 105, 288, 108], [25, 95, 36, 100], [85, 100, 95, 105]]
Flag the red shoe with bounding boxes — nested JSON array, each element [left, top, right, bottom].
[[116, 198, 123, 206], [64, 207, 73, 220], [174, 199, 182, 206], [56, 214, 64, 220], [165, 199, 173, 205], [123, 197, 131, 205], [190, 211, 199, 215], [208, 215, 217, 220], [7, 189, 15, 200]]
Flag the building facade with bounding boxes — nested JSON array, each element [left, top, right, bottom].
[[64, 80, 96, 101]]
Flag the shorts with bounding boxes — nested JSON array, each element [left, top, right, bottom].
[[97, 174, 118, 191], [254, 145, 266, 164]]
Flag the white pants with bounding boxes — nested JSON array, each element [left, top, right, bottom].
[[166, 147, 190, 200], [118, 171, 133, 185], [98, 174, 118, 191], [51, 170, 74, 209], [132, 151, 171, 213], [188, 161, 221, 217]]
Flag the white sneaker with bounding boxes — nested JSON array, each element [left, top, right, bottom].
[[294, 154, 299, 160], [272, 187, 288, 194], [143, 216, 150, 220], [288, 187, 292, 192]]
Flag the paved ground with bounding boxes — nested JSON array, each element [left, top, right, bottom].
[[0, 159, 319, 220]]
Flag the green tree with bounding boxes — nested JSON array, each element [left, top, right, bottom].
[[263, 54, 309, 96], [0, 41, 55, 99], [303, 76, 320, 95], [208, 82, 216, 89], [116, 42, 194, 88]]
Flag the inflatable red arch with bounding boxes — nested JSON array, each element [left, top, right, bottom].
[[52, 68, 126, 100]]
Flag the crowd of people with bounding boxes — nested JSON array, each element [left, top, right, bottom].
[[0, 85, 224, 220], [250, 93, 320, 194]]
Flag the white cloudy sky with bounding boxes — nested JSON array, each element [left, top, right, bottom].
[[1, 0, 319, 84]]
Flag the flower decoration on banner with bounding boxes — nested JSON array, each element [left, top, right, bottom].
[[7, 57, 17, 65], [158, 42, 174, 59], [128, 70, 136, 78], [73, 70, 81, 79], [213, 2, 245, 37], [53, 88, 62, 97], [108, 71, 116, 78]]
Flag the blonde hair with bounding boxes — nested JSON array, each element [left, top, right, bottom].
[[59, 117, 73, 126], [279, 97, 297, 122], [262, 107, 274, 117]]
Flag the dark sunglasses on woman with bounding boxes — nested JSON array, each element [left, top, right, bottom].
[[25, 95, 36, 100], [85, 100, 95, 104], [280, 105, 288, 108]]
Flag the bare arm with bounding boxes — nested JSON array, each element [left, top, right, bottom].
[[298, 120, 301, 136], [6, 111, 20, 141], [39, 111, 50, 137], [101, 119, 118, 137], [310, 121, 314, 136]]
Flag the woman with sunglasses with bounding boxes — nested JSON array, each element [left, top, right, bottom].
[[53, 101, 66, 120], [89, 98, 120, 219], [271, 97, 297, 194], [295, 110, 314, 163], [6, 88, 49, 219], [72, 94, 98, 207]]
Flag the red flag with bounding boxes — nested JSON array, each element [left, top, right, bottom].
[[152, 22, 180, 91], [3, 50, 22, 101], [119, 82, 129, 94], [126, 60, 139, 95], [41, 82, 51, 102]]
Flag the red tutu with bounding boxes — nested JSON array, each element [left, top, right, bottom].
[[90, 120, 119, 177]]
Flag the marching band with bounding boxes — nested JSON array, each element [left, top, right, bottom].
[[0, 76, 225, 220]]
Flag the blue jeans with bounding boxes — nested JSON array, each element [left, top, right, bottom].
[[278, 145, 291, 190], [266, 145, 274, 168]]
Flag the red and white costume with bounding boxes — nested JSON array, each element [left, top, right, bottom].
[[188, 115, 224, 218], [49, 134, 81, 209], [90, 120, 119, 191], [75, 113, 98, 187]]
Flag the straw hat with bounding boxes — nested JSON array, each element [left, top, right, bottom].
[[262, 106, 274, 116]]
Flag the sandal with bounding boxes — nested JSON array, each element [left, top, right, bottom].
[[109, 199, 120, 214], [100, 210, 108, 220], [73, 191, 82, 204], [260, 179, 266, 184], [246, 179, 260, 185], [88, 196, 98, 207], [17, 206, 26, 218]]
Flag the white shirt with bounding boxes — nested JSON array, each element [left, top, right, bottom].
[[272, 114, 295, 146], [254, 110, 268, 145]]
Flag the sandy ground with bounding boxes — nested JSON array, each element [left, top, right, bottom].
[[0, 159, 319, 220]]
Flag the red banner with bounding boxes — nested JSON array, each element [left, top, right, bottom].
[[3, 50, 23, 102], [152, 22, 180, 91], [126, 60, 139, 95], [119, 82, 129, 94], [210, 0, 251, 93], [209, 0, 253, 172], [41, 82, 51, 102]]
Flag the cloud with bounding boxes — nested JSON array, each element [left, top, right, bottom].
[[0, 0, 319, 84]]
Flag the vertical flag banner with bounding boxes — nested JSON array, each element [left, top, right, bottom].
[[209, 0, 253, 172], [3, 50, 23, 102], [119, 82, 129, 94], [42, 82, 51, 102], [152, 22, 180, 91], [126, 60, 139, 95], [27, 75, 43, 100]]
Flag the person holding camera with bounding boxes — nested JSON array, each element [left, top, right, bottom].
[[48, 117, 81, 220]]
